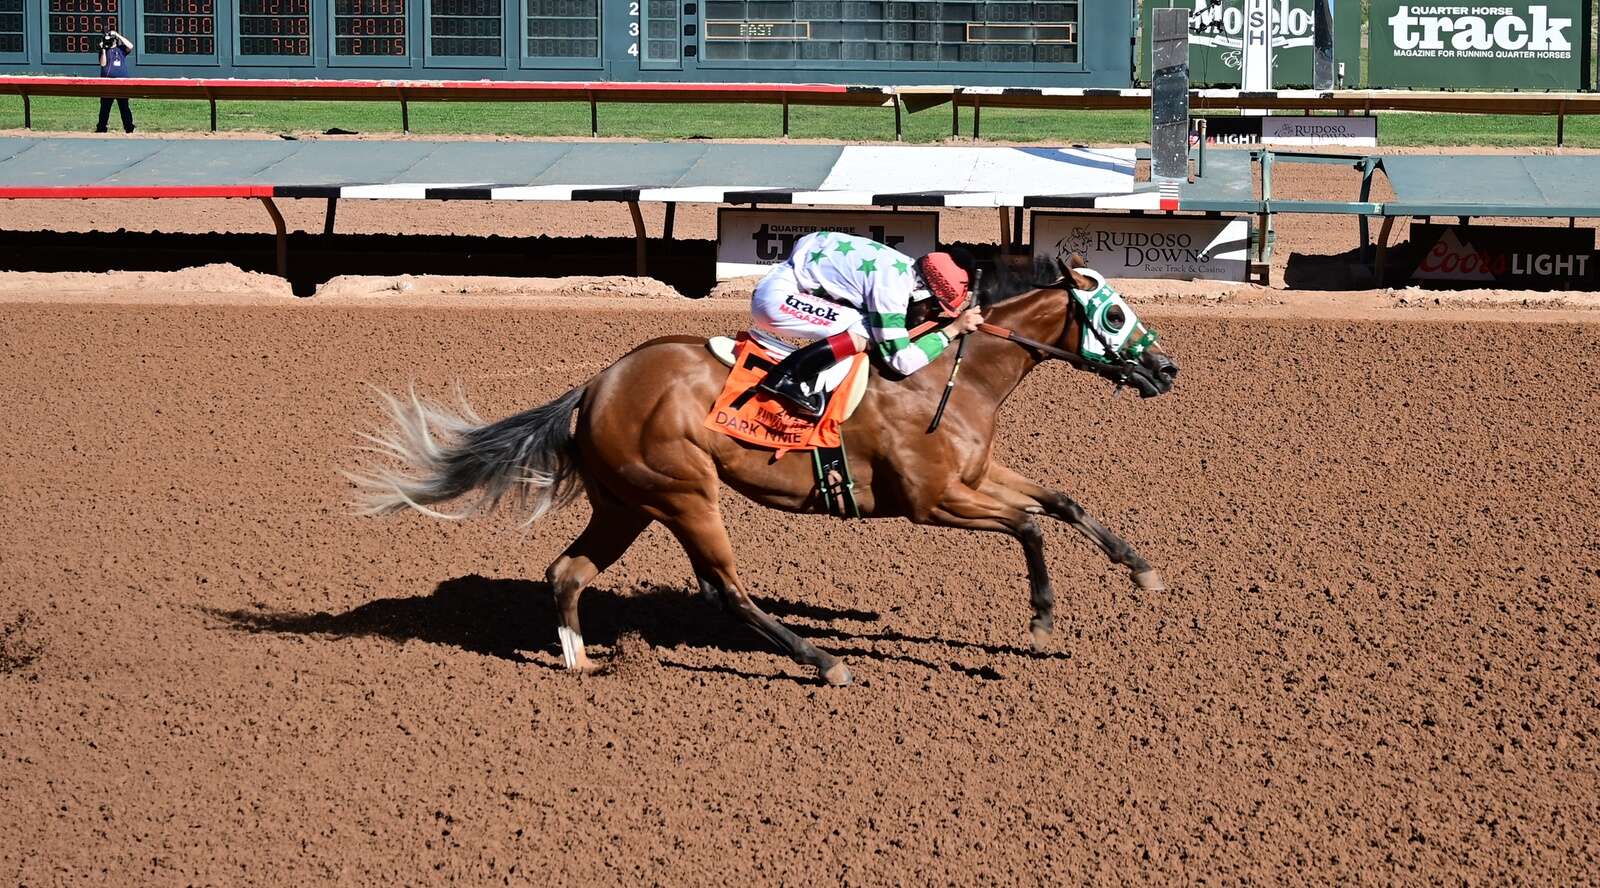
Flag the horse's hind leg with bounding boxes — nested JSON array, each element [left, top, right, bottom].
[[546, 493, 652, 673], [665, 508, 852, 687]]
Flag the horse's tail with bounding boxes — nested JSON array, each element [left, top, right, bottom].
[[344, 383, 587, 525]]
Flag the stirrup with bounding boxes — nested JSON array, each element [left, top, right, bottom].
[[756, 376, 826, 419]]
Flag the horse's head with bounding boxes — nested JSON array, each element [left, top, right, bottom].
[[976, 252, 1178, 399], [1053, 253, 1178, 398]]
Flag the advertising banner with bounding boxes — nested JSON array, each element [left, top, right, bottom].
[[1033, 213, 1251, 282], [1192, 114, 1378, 146], [715, 209, 938, 280], [1141, 0, 1362, 87], [1368, 0, 1588, 88], [1410, 223, 1598, 288]]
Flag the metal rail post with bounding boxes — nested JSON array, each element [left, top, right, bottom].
[[323, 197, 337, 236], [951, 96, 959, 137], [893, 91, 903, 141], [663, 201, 676, 240], [628, 200, 647, 275], [258, 197, 288, 279], [21, 93, 29, 129], [972, 95, 982, 140], [1357, 155, 1378, 259], [207, 91, 217, 132], [781, 94, 790, 137], [589, 92, 598, 137], [1150, 9, 1190, 186]]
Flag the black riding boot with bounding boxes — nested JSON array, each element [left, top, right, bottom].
[[754, 338, 840, 419]]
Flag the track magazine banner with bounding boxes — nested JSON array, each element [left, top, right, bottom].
[[715, 209, 939, 280], [1192, 115, 1378, 146], [1368, 1, 1588, 88], [1033, 213, 1251, 281], [1409, 223, 1598, 288]]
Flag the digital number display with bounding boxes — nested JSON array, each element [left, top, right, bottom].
[[641, 0, 677, 62], [47, 0, 118, 53], [142, 0, 214, 55], [429, 0, 498, 57], [525, 0, 596, 59], [0, 0, 23, 54], [701, 0, 1081, 65], [238, 0, 309, 55], [334, 0, 405, 55]]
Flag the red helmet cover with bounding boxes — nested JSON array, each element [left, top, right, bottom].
[[917, 252, 970, 313]]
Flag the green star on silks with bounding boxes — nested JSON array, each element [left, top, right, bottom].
[[833, 240, 856, 256], [808, 247, 827, 264], [857, 258, 877, 274], [892, 259, 911, 275]]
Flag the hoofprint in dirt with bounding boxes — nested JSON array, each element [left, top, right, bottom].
[[0, 291, 1596, 884]]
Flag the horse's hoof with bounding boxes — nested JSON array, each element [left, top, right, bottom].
[[1030, 625, 1052, 652], [1132, 569, 1166, 592], [821, 661, 853, 687]]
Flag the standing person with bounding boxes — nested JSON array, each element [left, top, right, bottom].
[[95, 29, 135, 134]]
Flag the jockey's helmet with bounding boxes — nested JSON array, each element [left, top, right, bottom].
[[915, 248, 978, 313]]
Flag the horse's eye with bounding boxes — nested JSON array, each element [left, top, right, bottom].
[[1104, 305, 1127, 332]]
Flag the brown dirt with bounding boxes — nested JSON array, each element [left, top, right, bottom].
[[1, 288, 1596, 884]]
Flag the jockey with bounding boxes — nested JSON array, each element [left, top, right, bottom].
[[750, 231, 984, 418]]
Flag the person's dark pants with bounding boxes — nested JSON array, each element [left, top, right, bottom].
[[95, 97, 134, 133]]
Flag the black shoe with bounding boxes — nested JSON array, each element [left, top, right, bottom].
[[756, 373, 826, 419], [754, 338, 840, 419]]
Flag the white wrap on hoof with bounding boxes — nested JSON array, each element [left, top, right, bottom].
[[557, 626, 584, 670]]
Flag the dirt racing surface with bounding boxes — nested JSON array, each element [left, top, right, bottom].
[[1, 285, 1597, 884]]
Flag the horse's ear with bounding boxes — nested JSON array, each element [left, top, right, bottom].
[[1055, 252, 1094, 291]]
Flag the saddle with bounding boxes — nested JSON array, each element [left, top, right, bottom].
[[703, 334, 869, 458]]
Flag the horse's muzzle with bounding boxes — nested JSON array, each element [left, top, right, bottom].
[[1127, 351, 1179, 398]]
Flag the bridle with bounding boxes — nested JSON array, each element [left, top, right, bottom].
[[973, 281, 1148, 387]]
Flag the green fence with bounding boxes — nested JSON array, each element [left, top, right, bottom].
[[1139, 0, 1597, 89], [1140, 0, 1362, 87]]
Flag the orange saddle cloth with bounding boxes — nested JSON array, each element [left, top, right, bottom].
[[704, 336, 866, 456]]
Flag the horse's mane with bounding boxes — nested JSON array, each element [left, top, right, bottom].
[[976, 256, 1068, 308]]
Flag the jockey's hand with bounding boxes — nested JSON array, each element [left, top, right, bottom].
[[947, 307, 984, 337]]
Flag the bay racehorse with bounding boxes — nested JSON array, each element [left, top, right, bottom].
[[347, 254, 1179, 686]]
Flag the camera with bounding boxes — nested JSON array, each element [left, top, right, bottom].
[[100, 32, 116, 49]]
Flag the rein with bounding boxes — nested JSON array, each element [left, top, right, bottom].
[[913, 281, 1144, 437], [976, 322, 1090, 368]]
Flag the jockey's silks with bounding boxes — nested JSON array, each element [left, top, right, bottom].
[[774, 232, 950, 376]]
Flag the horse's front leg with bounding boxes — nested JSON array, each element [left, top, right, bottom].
[[917, 482, 1056, 651], [980, 462, 1166, 593]]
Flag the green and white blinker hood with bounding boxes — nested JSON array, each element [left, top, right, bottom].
[[1069, 269, 1159, 365]]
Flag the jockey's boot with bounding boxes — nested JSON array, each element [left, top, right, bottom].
[[755, 333, 857, 419]]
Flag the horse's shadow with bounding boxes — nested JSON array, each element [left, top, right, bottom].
[[208, 574, 1059, 680]]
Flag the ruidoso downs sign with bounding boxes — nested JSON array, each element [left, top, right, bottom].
[[1033, 213, 1251, 282], [715, 209, 939, 280], [1410, 223, 1598, 288], [1192, 115, 1378, 146], [1369, 1, 1587, 88]]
